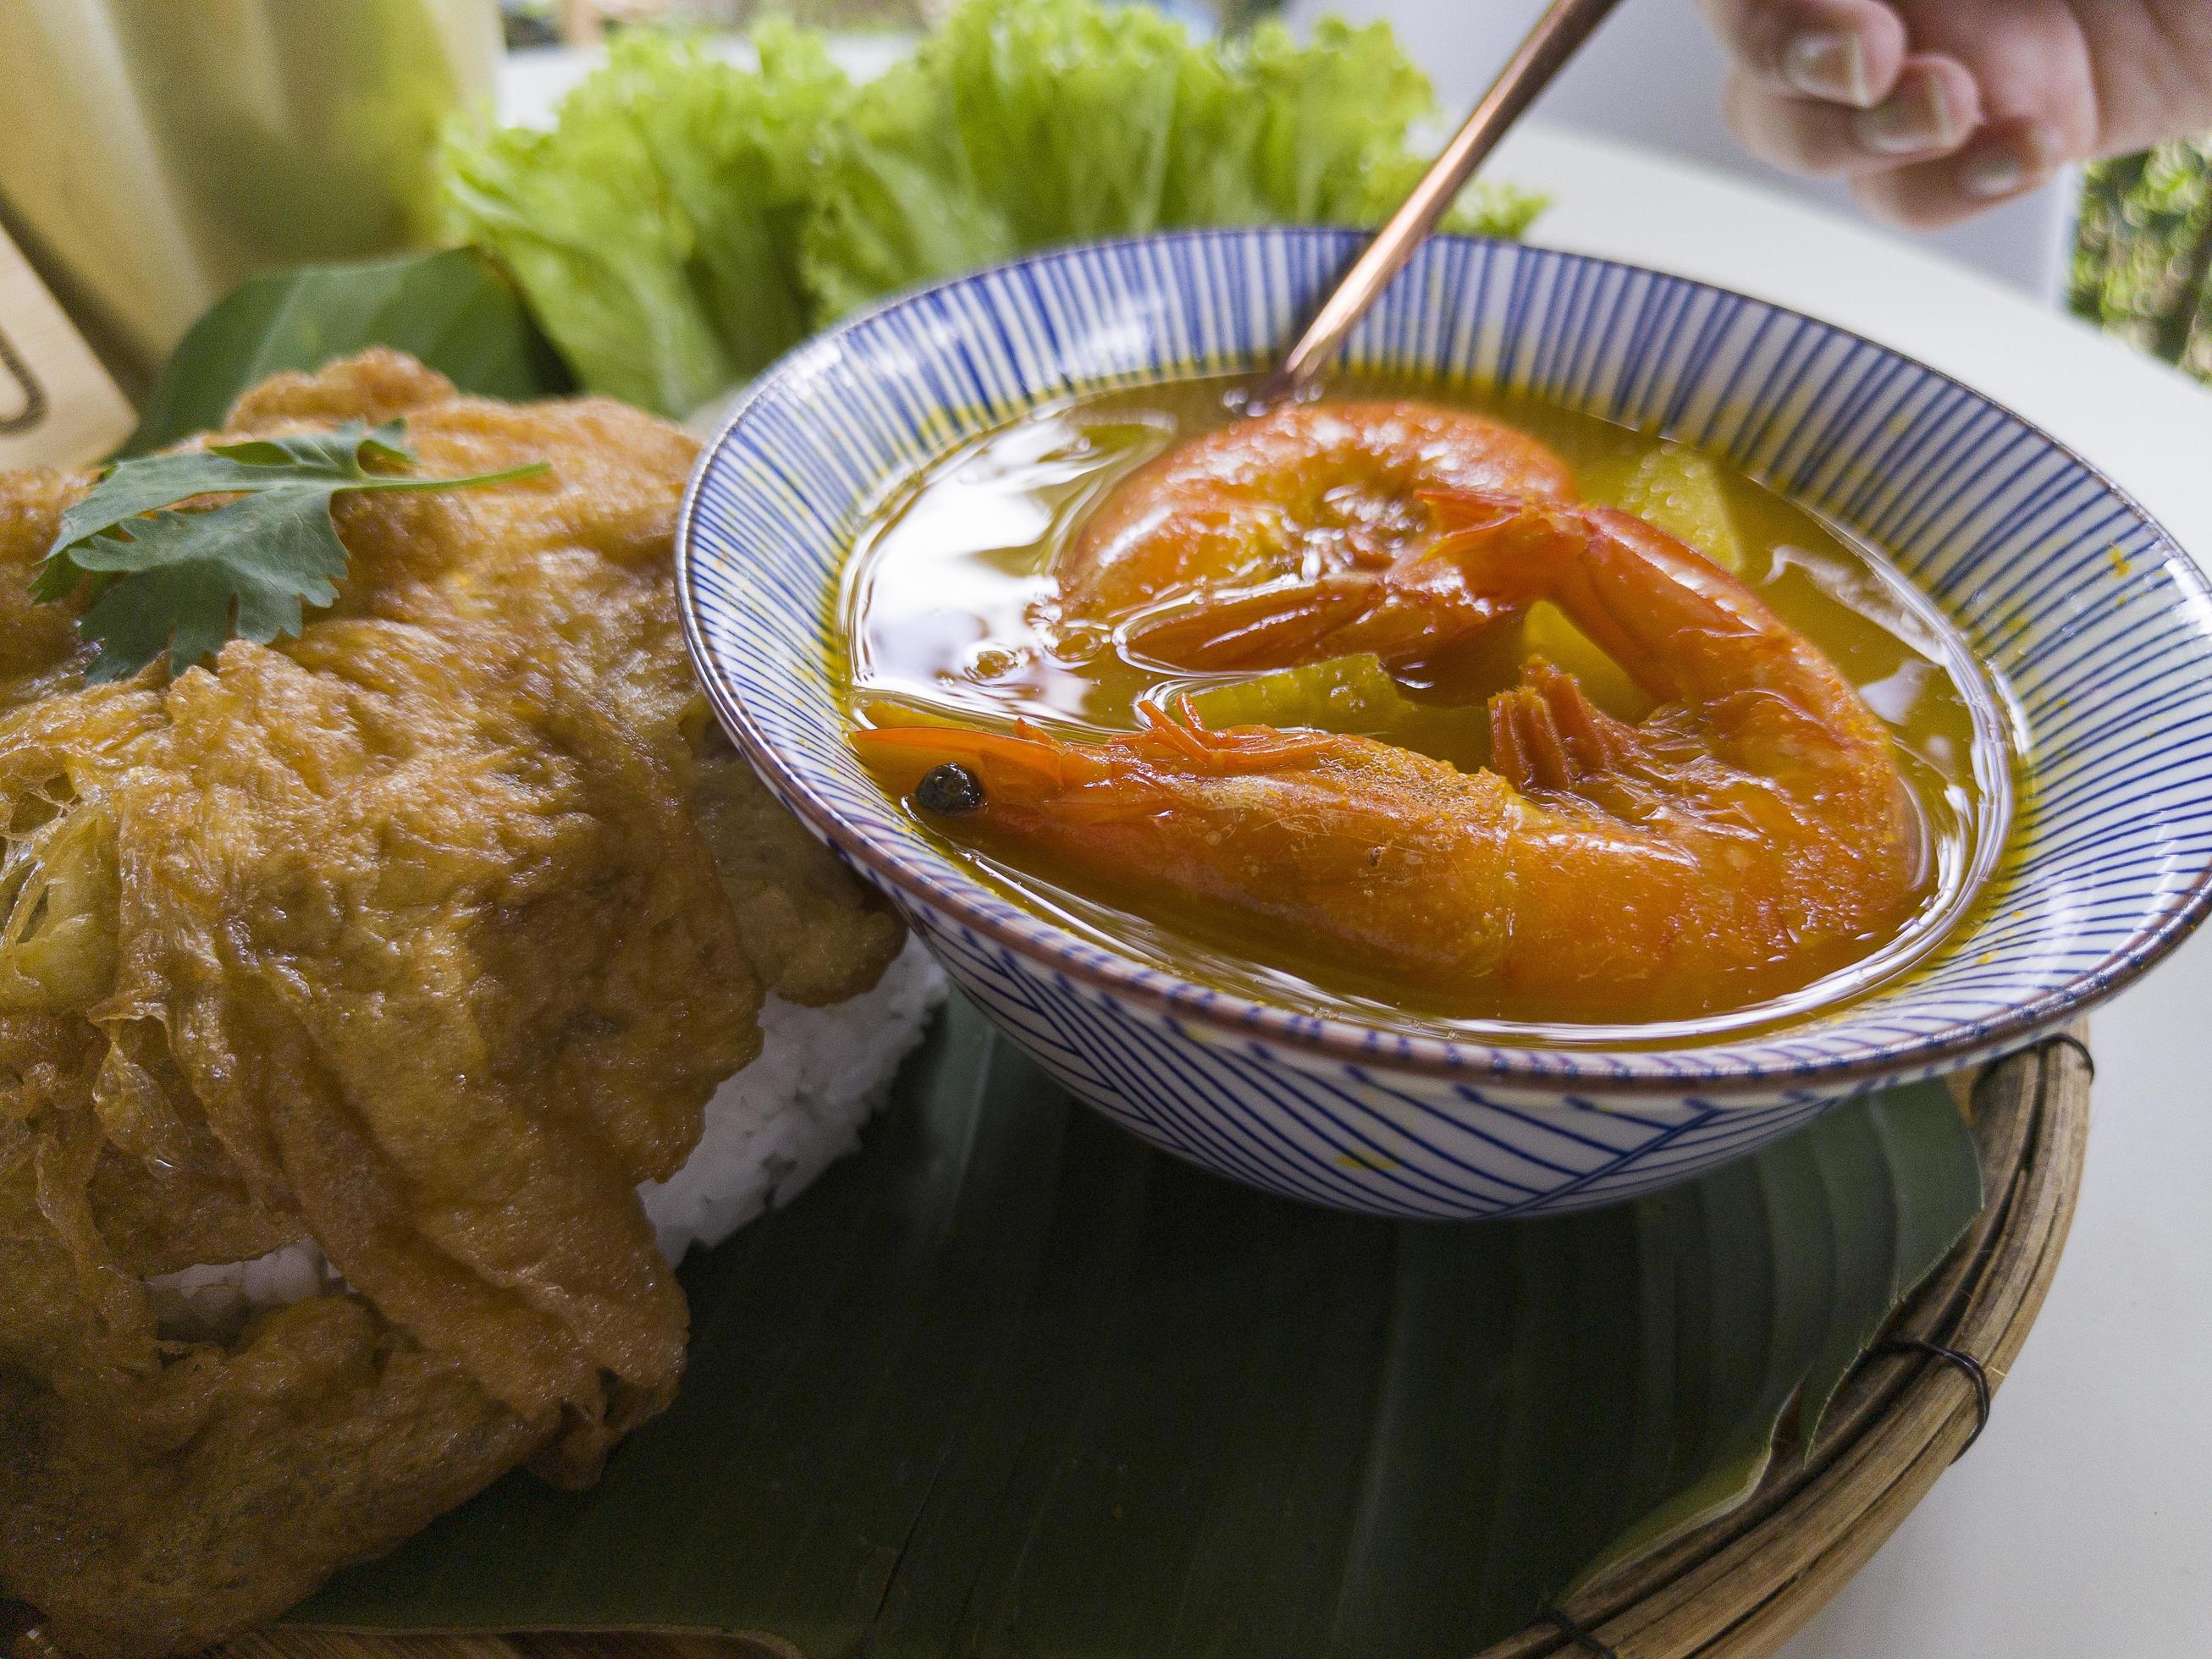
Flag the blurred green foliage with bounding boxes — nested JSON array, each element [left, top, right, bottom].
[[2072, 135, 2212, 384]]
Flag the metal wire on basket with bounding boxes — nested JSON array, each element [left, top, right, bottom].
[[1539, 1605, 1621, 1658]]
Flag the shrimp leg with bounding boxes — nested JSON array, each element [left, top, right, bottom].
[[1420, 491, 1906, 828]]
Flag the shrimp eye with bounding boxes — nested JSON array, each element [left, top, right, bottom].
[[915, 763, 985, 816]]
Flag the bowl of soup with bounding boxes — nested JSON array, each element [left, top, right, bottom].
[[678, 229, 2212, 1218]]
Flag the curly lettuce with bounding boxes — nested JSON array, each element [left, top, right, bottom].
[[802, 4, 1543, 322], [444, 27, 850, 414], [443, 0, 1546, 417]]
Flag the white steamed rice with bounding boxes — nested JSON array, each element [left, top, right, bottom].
[[637, 936, 944, 1260], [146, 938, 946, 1337]]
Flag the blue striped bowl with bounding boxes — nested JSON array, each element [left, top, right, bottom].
[[679, 229, 2212, 1218]]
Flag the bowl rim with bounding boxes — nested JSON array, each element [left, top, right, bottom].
[[676, 225, 2212, 1098]]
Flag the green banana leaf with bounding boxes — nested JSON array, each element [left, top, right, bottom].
[[296, 995, 1982, 1657], [123, 247, 572, 457]]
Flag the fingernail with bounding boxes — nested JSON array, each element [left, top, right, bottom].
[[1783, 29, 1872, 106], [1856, 74, 1964, 155], [1961, 126, 2058, 198], [1961, 149, 2026, 198]]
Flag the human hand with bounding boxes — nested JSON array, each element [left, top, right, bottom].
[[1698, 1, 2212, 225]]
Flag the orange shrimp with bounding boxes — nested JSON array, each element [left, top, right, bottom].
[[1060, 400, 1575, 630], [857, 491, 1925, 1024]]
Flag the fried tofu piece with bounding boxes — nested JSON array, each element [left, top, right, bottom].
[[1, 1292, 542, 1659], [0, 351, 903, 1656], [692, 736, 907, 1006], [0, 466, 97, 704]]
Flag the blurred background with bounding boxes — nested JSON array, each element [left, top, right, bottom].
[[0, 0, 2204, 410]]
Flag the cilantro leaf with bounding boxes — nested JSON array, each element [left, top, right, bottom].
[[35, 418, 547, 682]]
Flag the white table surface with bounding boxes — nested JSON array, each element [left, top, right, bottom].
[[1503, 123, 2212, 1659], [505, 49, 2212, 1654]]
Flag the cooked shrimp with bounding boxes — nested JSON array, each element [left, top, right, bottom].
[[1058, 400, 1575, 629], [1116, 488, 1557, 674], [858, 491, 1923, 1023]]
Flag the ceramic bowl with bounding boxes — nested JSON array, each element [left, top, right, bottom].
[[678, 229, 2212, 1219]]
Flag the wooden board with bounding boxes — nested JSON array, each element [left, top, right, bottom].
[[3, 1031, 2088, 1659]]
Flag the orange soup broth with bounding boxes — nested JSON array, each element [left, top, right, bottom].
[[838, 374, 2015, 1044]]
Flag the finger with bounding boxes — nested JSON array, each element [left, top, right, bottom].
[[1725, 54, 1980, 178], [1725, 75, 1889, 176], [1851, 54, 1982, 158], [1851, 117, 2066, 229], [1697, 0, 1907, 107], [1882, 0, 2104, 157]]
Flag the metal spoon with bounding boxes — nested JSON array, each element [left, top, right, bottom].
[[1250, 0, 1625, 410]]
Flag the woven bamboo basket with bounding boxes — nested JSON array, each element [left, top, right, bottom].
[[4, 1029, 2088, 1659]]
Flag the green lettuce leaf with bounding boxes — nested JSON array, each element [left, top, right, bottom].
[[797, 47, 1022, 327], [803, 1, 1547, 321], [443, 27, 852, 415], [440, 0, 1547, 416]]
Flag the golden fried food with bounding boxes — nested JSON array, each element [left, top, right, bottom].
[[692, 745, 906, 1005], [0, 351, 903, 1656]]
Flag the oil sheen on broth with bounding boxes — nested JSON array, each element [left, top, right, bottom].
[[840, 376, 2011, 1041]]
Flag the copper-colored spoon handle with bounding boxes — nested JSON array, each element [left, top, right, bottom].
[[1255, 0, 1625, 406]]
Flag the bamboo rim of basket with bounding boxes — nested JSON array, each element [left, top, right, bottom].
[[1488, 1022, 2090, 1658], [5, 1029, 2087, 1659]]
